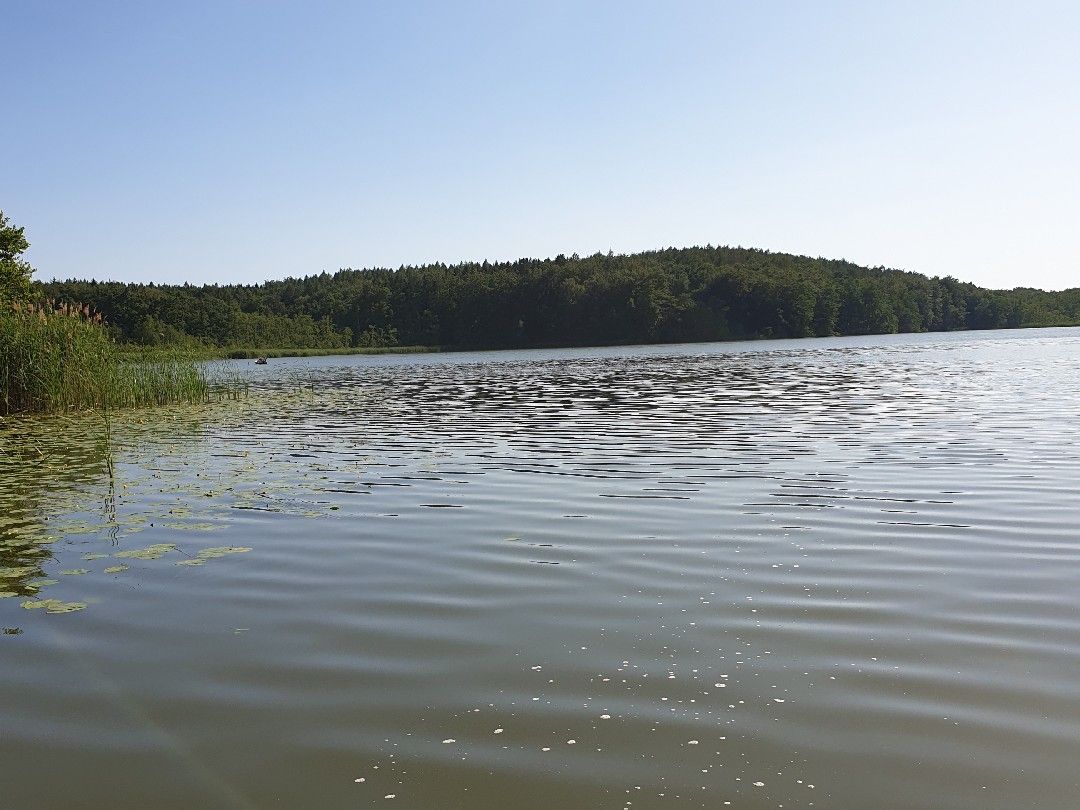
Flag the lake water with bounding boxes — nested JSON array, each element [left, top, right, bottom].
[[2, 328, 1080, 809]]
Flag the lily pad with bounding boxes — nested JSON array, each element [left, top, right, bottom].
[[0, 566, 38, 580], [114, 543, 177, 560], [163, 522, 220, 532], [21, 598, 87, 614], [174, 546, 252, 566], [196, 546, 252, 559]]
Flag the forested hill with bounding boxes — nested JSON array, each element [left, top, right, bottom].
[[37, 246, 1080, 351]]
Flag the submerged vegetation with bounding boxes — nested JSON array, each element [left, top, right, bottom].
[[0, 212, 240, 415], [39, 246, 1080, 352]]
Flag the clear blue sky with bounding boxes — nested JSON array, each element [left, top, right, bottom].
[[5, 1, 1078, 289]]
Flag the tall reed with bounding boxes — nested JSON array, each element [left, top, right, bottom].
[[1, 301, 235, 415]]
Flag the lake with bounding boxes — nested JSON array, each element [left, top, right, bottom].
[[2, 328, 1079, 809]]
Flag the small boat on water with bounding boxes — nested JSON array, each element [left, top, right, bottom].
[[255, 357, 268, 365]]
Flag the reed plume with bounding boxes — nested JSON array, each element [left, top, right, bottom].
[[1, 301, 239, 415]]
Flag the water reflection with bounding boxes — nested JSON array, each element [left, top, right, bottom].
[[0, 414, 115, 603], [0, 405, 266, 614]]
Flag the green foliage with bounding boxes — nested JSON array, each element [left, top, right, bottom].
[[35, 246, 1080, 352], [0, 303, 238, 415], [0, 211, 34, 306], [356, 325, 399, 348]]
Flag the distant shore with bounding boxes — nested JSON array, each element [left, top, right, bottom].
[[219, 345, 439, 360], [201, 322, 1080, 362]]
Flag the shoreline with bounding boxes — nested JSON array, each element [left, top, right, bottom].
[[202, 322, 1080, 362]]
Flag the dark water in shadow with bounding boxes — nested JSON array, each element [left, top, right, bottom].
[[2, 328, 1079, 809]]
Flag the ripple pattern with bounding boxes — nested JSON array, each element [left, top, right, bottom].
[[2, 328, 1080, 809]]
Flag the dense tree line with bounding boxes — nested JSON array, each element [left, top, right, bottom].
[[37, 246, 1080, 350]]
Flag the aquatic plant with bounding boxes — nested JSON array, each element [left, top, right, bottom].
[[0, 301, 242, 415]]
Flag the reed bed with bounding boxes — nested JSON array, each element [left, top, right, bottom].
[[1, 302, 240, 415]]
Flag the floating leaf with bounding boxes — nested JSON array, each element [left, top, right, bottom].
[[103, 565, 129, 574], [20, 598, 84, 613], [60, 568, 90, 576], [163, 521, 220, 532], [196, 546, 252, 559], [114, 543, 177, 560], [55, 523, 99, 537], [0, 566, 38, 580]]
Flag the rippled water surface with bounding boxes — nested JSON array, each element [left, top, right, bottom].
[[3, 328, 1080, 809]]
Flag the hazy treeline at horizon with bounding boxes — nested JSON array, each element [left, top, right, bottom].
[[38, 246, 1080, 351]]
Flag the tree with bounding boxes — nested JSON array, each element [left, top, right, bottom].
[[0, 211, 34, 305], [32, 243, 1080, 348]]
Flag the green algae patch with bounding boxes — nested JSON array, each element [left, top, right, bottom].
[[114, 543, 177, 560], [103, 565, 129, 574], [82, 553, 110, 561], [60, 568, 90, 576]]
